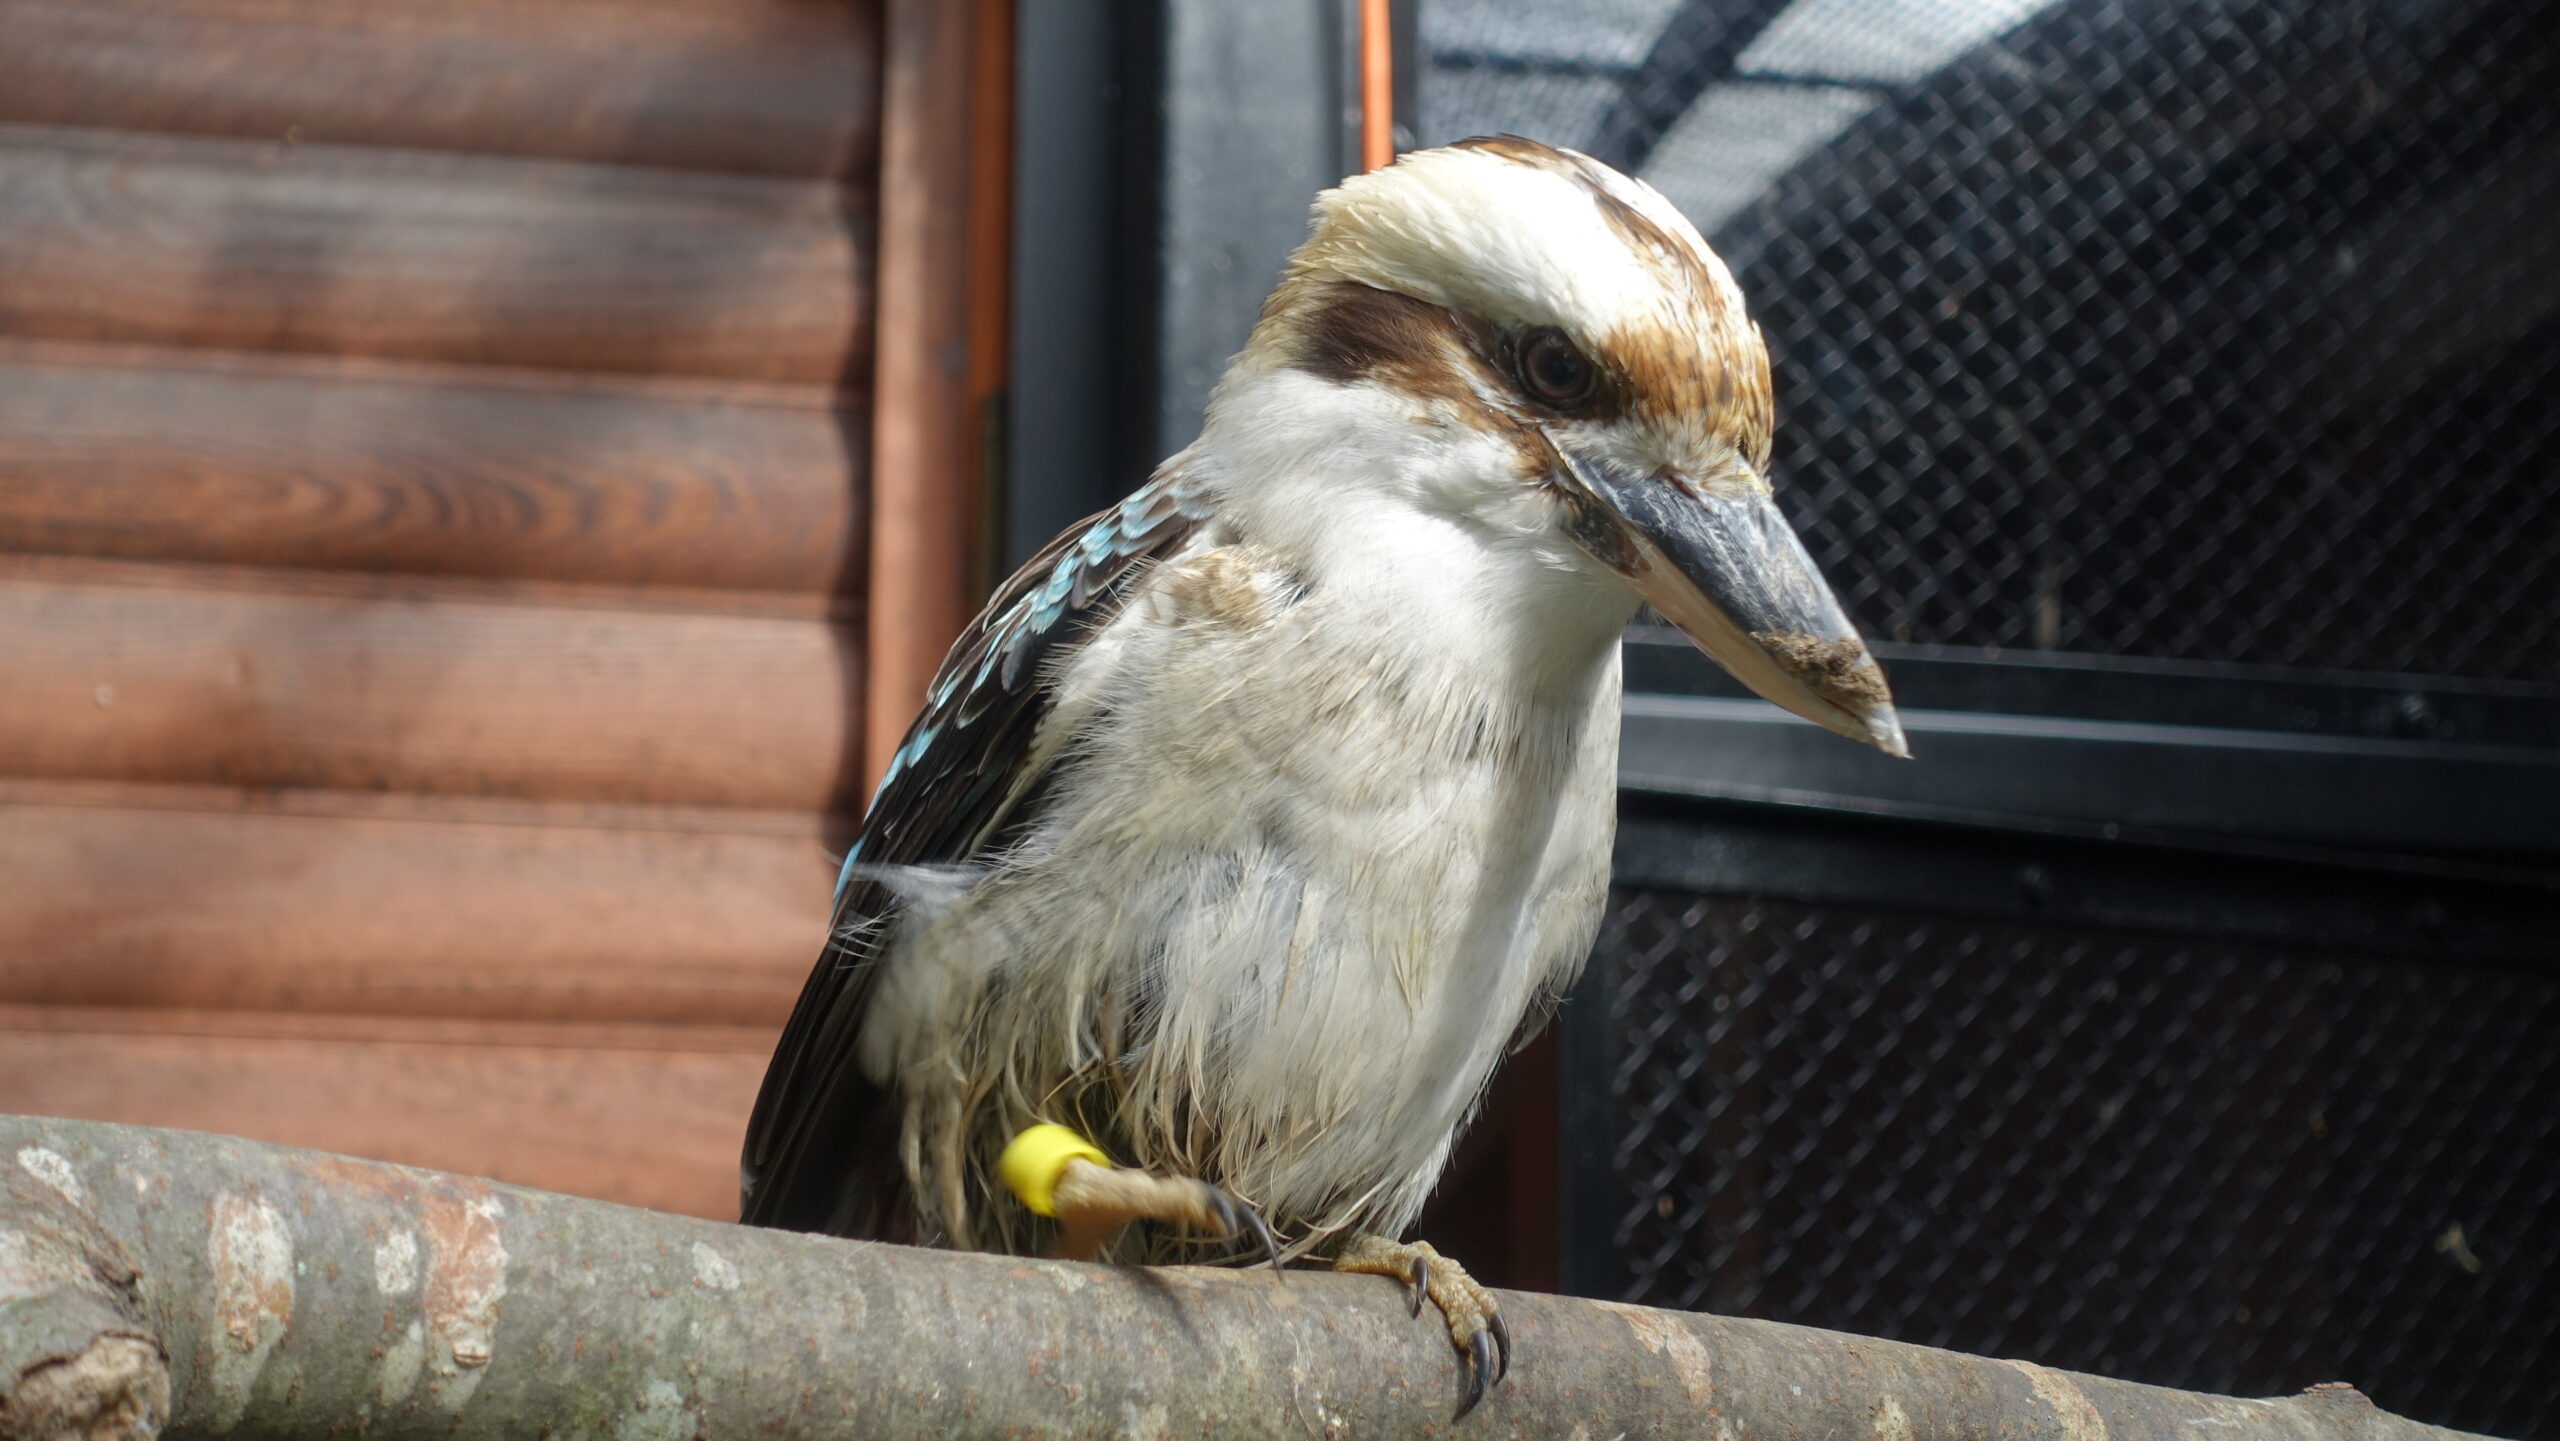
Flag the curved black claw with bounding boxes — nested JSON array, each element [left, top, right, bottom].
[[1407, 1254, 1430, 1317], [1487, 1313, 1513, 1385], [1202, 1188, 1285, 1276], [1457, 1328, 1500, 1419], [1240, 1201, 1283, 1275]]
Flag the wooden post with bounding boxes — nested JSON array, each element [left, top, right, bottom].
[[865, 0, 1011, 796]]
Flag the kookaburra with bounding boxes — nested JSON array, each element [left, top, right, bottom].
[[741, 136, 1904, 1412]]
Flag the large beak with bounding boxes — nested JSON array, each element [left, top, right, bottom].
[[1548, 436, 1909, 757]]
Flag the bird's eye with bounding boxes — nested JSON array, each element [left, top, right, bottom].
[[1517, 327, 1598, 408]]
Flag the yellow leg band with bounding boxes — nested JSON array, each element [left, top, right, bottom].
[[998, 1124, 1111, 1217]]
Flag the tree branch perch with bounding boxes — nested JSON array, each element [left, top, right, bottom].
[[0, 1117, 2500, 1440]]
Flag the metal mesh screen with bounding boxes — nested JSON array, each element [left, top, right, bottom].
[[1422, 7, 2559, 1430], [1421, 0, 2560, 680], [1587, 888, 2559, 1438]]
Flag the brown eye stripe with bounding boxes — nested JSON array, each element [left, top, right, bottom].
[[1278, 279, 1651, 432], [1273, 267, 1769, 471], [1285, 281, 1473, 389], [1282, 280, 1518, 417]]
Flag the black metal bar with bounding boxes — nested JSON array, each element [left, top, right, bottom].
[[1625, 631, 2560, 746], [1006, 0, 1167, 569], [1620, 695, 2560, 857], [1611, 793, 2560, 967], [1621, 633, 2560, 861]]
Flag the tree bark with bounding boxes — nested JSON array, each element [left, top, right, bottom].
[[0, 1116, 2502, 1441]]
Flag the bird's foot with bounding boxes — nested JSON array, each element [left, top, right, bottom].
[[1333, 1233, 1511, 1417], [997, 1124, 1278, 1266], [1048, 1158, 1279, 1265]]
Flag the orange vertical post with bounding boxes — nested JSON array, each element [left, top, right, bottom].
[[1360, 0, 1395, 172]]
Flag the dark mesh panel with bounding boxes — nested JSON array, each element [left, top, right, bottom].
[[1422, 0, 2560, 679], [1423, 8, 2560, 1435], [1589, 888, 2560, 1438]]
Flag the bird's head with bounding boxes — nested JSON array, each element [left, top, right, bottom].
[[1213, 136, 1905, 756]]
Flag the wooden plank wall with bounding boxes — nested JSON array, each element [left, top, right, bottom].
[[0, 0, 885, 1219]]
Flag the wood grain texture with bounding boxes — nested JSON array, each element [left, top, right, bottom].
[[0, 786, 830, 1027], [865, 0, 993, 788], [0, 1006, 768, 1217], [0, 560, 855, 809], [0, 0, 879, 178], [0, 124, 867, 383], [0, 346, 862, 592]]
